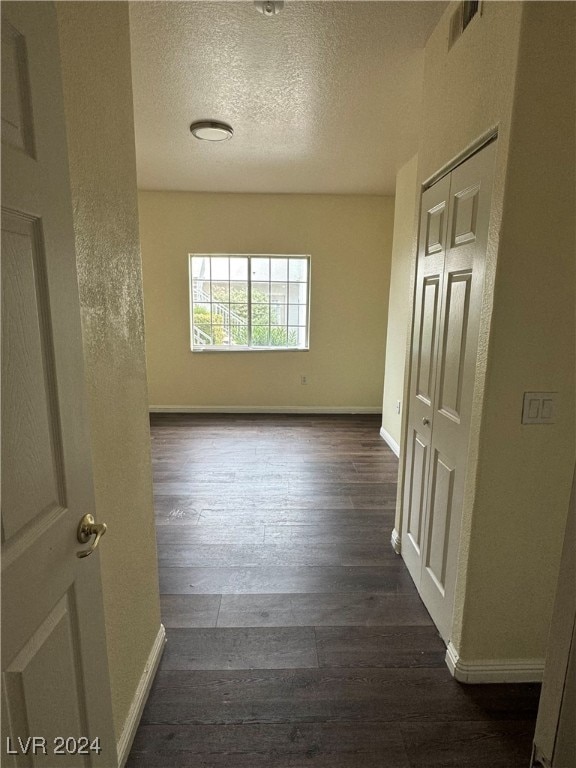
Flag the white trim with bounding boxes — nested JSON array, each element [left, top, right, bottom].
[[150, 405, 382, 414], [531, 745, 552, 768], [423, 126, 498, 190], [117, 624, 166, 767], [391, 528, 402, 554], [379, 426, 400, 456], [445, 641, 544, 684]]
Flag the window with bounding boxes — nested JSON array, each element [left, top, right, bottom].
[[190, 255, 310, 351]]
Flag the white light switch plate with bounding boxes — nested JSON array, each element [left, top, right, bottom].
[[522, 392, 557, 424]]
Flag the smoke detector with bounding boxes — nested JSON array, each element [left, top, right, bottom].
[[254, 1, 284, 17]]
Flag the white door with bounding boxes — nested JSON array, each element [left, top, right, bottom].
[[1, 3, 116, 766], [532, 469, 576, 767], [402, 141, 496, 642], [401, 175, 450, 588]]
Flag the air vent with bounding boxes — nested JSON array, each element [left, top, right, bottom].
[[449, 0, 481, 49]]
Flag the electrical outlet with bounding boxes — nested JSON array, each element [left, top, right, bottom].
[[300, 375, 308, 385], [396, 400, 402, 415]]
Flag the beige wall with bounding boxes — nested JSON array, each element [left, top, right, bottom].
[[458, 0, 575, 661], [418, 1, 523, 184], [398, 0, 575, 667], [381, 155, 419, 450], [57, 1, 161, 742], [416, 0, 523, 661], [138, 192, 394, 410]]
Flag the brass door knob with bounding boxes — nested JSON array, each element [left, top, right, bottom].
[[77, 514, 107, 558], [422, 417, 431, 426]]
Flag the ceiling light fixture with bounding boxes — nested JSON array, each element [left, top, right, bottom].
[[254, 1, 284, 17], [190, 120, 233, 142]]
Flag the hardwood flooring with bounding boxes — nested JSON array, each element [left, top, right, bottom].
[[127, 414, 540, 767]]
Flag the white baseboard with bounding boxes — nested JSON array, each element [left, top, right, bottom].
[[117, 624, 166, 767], [379, 426, 400, 457], [445, 641, 544, 684], [150, 405, 382, 414], [391, 528, 401, 554]]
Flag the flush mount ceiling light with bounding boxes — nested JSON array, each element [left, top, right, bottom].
[[190, 120, 233, 142], [254, 1, 284, 17]]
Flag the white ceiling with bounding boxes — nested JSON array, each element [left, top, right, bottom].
[[129, 1, 447, 195]]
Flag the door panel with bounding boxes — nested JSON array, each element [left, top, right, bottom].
[[406, 431, 428, 555], [425, 201, 446, 255], [416, 277, 440, 405], [401, 175, 450, 584], [402, 141, 496, 643], [4, 595, 86, 751], [425, 451, 455, 594], [451, 184, 480, 247], [437, 270, 472, 421], [1, 19, 35, 157], [1, 3, 115, 766], [2, 213, 66, 541]]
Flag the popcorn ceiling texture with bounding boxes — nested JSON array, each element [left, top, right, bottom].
[[129, 1, 446, 195]]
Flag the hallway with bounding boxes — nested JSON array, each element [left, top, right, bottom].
[[127, 414, 540, 767]]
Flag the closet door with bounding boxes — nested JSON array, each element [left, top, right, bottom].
[[401, 176, 450, 587], [419, 141, 496, 641], [401, 140, 496, 643]]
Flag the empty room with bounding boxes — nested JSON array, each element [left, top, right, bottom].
[[1, 2, 575, 768]]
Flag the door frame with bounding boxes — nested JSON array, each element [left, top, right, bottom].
[[532, 468, 576, 766]]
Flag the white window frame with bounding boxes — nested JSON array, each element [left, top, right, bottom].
[[189, 254, 311, 352]]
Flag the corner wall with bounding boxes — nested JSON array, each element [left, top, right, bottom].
[[138, 192, 394, 411], [381, 155, 419, 452], [415, 0, 524, 665], [398, 0, 575, 671], [56, 1, 162, 744], [457, 0, 575, 662]]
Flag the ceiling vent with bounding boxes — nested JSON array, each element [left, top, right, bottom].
[[449, 0, 481, 49], [254, 1, 284, 17]]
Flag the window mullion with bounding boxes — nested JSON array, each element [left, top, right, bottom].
[[209, 259, 214, 344], [268, 267, 272, 349], [247, 257, 252, 348], [191, 253, 309, 351]]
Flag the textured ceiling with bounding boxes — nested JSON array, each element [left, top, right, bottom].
[[129, 1, 447, 195]]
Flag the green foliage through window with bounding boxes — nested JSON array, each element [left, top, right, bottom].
[[190, 255, 309, 351]]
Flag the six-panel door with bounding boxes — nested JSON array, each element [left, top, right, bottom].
[[402, 141, 496, 643], [1, 3, 115, 766]]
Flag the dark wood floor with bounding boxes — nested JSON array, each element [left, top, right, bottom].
[[127, 414, 540, 767]]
